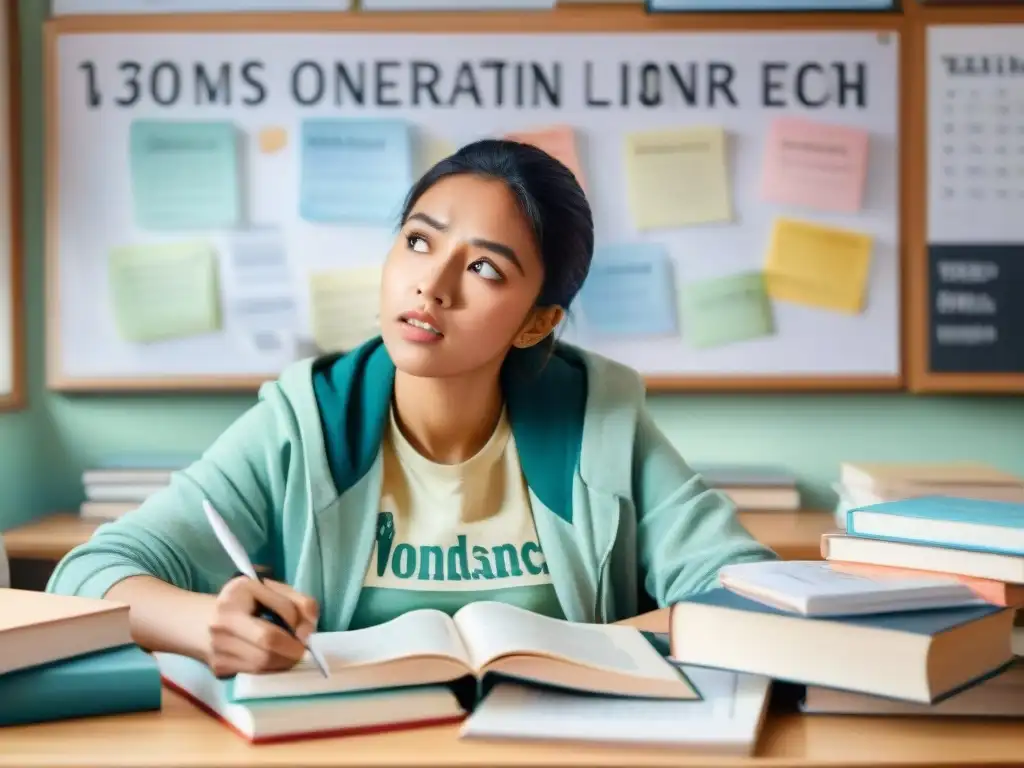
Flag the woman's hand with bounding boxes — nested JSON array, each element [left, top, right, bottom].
[[206, 576, 319, 678]]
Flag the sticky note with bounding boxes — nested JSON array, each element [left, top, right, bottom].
[[577, 243, 677, 336], [761, 117, 870, 213], [505, 125, 586, 188], [299, 119, 413, 225], [679, 272, 775, 349], [309, 266, 383, 352], [258, 126, 288, 154], [128, 120, 241, 230], [764, 218, 873, 314], [224, 231, 299, 356], [417, 132, 456, 176], [624, 127, 732, 230], [108, 241, 221, 342]]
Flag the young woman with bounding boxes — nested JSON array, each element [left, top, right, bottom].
[[48, 139, 775, 677]]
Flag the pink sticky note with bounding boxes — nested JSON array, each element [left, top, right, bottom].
[[504, 125, 586, 190], [760, 117, 869, 213]]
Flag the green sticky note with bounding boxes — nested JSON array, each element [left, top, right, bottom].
[[108, 241, 222, 343], [129, 120, 241, 230], [680, 272, 775, 349]]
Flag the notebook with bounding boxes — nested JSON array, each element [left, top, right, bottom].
[[461, 666, 771, 756], [217, 601, 697, 704]]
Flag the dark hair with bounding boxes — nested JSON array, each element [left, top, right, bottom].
[[398, 138, 594, 310]]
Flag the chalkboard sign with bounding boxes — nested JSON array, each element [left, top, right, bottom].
[[928, 245, 1024, 374]]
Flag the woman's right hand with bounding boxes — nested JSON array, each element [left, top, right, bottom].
[[206, 575, 320, 678]]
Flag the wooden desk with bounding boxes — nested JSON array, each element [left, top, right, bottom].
[[2, 608, 1022, 767], [2, 510, 837, 563]]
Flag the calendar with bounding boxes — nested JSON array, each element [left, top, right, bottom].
[[927, 25, 1024, 375]]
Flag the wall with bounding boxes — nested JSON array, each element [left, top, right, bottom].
[[3, 0, 1024, 530]]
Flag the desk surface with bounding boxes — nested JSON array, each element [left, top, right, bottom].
[[2, 609, 1023, 768], [2, 509, 838, 562]]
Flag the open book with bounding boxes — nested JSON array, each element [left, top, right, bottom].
[[226, 601, 697, 703]]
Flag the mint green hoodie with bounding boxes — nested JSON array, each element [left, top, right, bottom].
[[47, 339, 775, 627]]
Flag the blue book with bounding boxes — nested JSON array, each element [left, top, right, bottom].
[[846, 496, 1024, 557], [0, 645, 162, 726], [671, 588, 1016, 704]]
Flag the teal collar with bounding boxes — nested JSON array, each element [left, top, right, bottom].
[[313, 338, 587, 524]]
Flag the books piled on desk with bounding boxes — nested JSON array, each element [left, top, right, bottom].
[[157, 600, 772, 753], [0, 588, 161, 726], [832, 461, 1024, 528], [692, 462, 801, 511], [79, 453, 195, 519], [672, 495, 1024, 717]]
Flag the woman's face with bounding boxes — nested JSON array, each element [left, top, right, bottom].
[[380, 174, 561, 379]]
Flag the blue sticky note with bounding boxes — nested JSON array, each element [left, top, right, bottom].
[[648, 0, 893, 8], [578, 244, 678, 336], [299, 118, 413, 225], [129, 120, 241, 230]]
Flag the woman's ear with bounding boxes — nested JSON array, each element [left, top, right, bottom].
[[512, 306, 565, 349]]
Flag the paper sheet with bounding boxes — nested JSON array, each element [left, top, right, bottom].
[[624, 127, 732, 230], [504, 125, 586, 188], [299, 118, 413, 225], [223, 230, 299, 356], [680, 272, 775, 349], [108, 241, 221, 342], [128, 120, 241, 230], [308, 266, 383, 352], [761, 117, 870, 213], [764, 218, 873, 314], [577, 243, 678, 336]]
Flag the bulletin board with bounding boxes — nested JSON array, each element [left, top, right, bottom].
[[44, 9, 904, 393], [907, 3, 1024, 393], [0, 0, 22, 411]]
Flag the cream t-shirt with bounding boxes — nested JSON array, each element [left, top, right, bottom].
[[348, 406, 563, 629]]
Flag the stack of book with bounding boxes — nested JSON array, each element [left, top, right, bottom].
[[158, 600, 772, 753], [80, 453, 195, 520], [832, 461, 1024, 528], [671, 495, 1024, 716], [0, 588, 162, 725], [692, 463, 801, 512]]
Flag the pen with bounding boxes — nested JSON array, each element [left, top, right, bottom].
[[201, 499, 330, 678]]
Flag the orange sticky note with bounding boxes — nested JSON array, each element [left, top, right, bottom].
[[760, 117, 869, 213], [258, 126, 288, 154], [504, 125, 585, 189]]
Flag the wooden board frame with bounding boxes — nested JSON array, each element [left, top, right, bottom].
[[0, 0, 23, 411], [906, 3, 1024, 394], [44, 6, 907, 394]]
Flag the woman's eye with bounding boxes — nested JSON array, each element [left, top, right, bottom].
[[406, 235, 429, 253], [471, 261, 503, 281]]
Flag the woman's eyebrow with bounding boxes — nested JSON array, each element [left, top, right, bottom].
[[406, 212, 524, 275]]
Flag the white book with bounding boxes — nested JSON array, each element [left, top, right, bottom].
[[156, 653, 464, 743], [460, 666, 771, 756], [719, 560, 982, 616], [222, 601, 697, 703]]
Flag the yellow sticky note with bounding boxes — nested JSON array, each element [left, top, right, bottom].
[[624, 127, 732, 230], [108, 241, 221, 342], [258, 126, 288, 154], [764, 218, 873, 315], [309, 266, 383, 353], [417, 133, 456, 175]]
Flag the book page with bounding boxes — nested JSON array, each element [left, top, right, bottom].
[[452, 602, 678, 681], [305, 609, 471, 671]]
